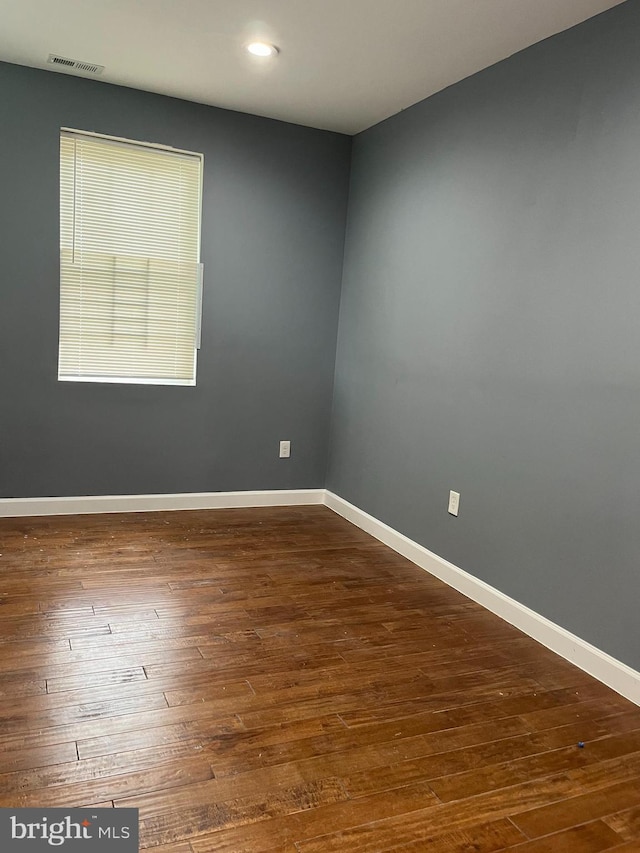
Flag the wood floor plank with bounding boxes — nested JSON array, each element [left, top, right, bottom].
[[0, 741, 207, 796], [511, 778, 640, 839], [185, 781, 440, 853], [603, 804, 640, 840], [46, 666, 148, 694], [597, 709, 640, 735], [1, 758, 214, 809], [140, 776, 351, 847], [0, 506, 637, 853], [384, 818, 526, 852], [141, 843, 193, 853], [208, 715, 530, 778], [76, 716, 246, 760], [0, 700, 245, 754], [0, 740, 79, 774], [428, 744, 596, 803], [0, 645, 204, 678], [341, 731, 556, 798], [498, 821, 623, 853], [336, 681, 611, 728], [0, 670, 254, 716], [0, 692, 169, 735], [0, 674, 48, 699]]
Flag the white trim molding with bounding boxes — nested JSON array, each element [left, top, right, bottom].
[[324, 490, 640, 707], [0, 489, 325, 518]]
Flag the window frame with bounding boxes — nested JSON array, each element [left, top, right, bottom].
[[58, 127, 204, 387]]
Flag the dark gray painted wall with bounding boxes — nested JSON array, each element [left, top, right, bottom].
[[0, 62, 351, 497], [328, 1, 640, 670]]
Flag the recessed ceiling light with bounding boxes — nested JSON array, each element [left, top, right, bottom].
[[246, 42, 279, 58]]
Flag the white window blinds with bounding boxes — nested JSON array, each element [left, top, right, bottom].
[[59, 130, 203, 385]]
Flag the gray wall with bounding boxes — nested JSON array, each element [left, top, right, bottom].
[[0, 62, 351, 497], [328, 1, 640, 670]]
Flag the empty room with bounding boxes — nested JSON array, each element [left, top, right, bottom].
[[1, 0, 640, 850]]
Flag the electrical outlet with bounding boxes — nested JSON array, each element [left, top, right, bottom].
[[448, 490, 460, 516], [279, 440, 291, 458]]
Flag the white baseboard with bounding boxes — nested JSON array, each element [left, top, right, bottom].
[[0, 489, 325, 518], [324, 490, 640, 707]]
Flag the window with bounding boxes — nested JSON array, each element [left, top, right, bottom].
[[59, 129, 203, 385]]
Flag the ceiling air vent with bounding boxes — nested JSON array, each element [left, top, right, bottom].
[[47, 55, 104, 75]]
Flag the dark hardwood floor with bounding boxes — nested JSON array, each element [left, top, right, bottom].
[[0, 505, 639, 852]]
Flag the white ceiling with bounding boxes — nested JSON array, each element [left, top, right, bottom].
[[0, 0, 628, 134]]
